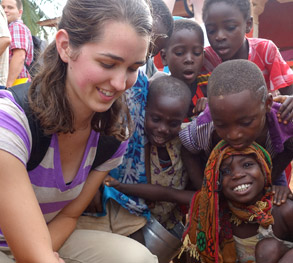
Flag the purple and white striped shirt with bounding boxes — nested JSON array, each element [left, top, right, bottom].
[[0, 90, 128, 246]]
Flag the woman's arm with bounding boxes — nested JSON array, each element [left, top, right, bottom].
[[48, 169, 109, 251], [0, 150, 60, 263], [105, 176, 194, 205]]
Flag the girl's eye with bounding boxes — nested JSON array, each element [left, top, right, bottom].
[[175, 52, 183, 56], [128, 66, 140, 73], [240, 120, 253, 127], [243, 162, 254, 168], [221, 167, 231, 176], [151, 117, 160, 123], [100, 62, 114, 69], [169, 121, 181, 128], [194, 52, 202, 57], [227, 25, 236, 31], [206, 29, 215, 35]]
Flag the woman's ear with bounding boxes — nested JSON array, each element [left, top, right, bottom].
[[246, 16, 253, 34], [160, 48, 168, 67], [265, 93, 273, 113], [55, 29, 70, 63]]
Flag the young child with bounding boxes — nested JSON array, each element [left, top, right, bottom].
[[142, 0, 174, 78], [181, 140, 293, 263], [202, 0, 293, 123], [105, 75, 195, 237], [160, 19, 210, 119], [179, 59, 293, 204]]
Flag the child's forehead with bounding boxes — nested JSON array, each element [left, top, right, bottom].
[[221, 154, 256, 166], [172, 28, 203, 41]]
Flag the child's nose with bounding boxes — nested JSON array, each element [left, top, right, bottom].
[[226, 130, 242, 140], [184, 53, 194, 64], [231, 170, 246, 179], [215, 29, 226, 41], [158, 124, 169, 134]]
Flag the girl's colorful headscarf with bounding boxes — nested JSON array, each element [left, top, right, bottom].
[[180, 140, 273, 263]]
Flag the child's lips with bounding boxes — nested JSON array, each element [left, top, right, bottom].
[[183, 70, 195, 81], [152, 135, 167, 146], [217, 48, 229, 56]]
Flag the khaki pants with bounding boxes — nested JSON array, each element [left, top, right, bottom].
[[76, 199, 147, 237], [0, 201, 156, 263]]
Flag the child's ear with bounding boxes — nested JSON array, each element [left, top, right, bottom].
[[246, 16, 253, 34], [265, 93, 273, 113], [55, 29, 70, 63], [160, 48, 168, 66]]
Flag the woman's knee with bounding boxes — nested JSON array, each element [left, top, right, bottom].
[[59, 229, 158, 263]]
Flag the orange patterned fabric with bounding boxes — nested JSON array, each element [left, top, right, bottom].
[[181, 140, 273, 263]]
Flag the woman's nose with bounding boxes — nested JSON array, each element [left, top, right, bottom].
[[110, 72, 127, 91]]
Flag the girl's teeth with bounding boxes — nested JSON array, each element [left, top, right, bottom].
[[99, 89, 114, 96], [233, 184, 250, 192]]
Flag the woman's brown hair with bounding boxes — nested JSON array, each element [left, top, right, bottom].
[[29, 0, 153, 140]]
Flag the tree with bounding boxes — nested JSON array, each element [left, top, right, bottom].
[[22, 0, 61, 40]]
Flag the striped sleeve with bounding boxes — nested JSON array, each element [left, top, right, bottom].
[[0, 91, 31, 165]]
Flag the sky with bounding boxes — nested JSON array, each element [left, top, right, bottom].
[[36, 0, 66, 18]]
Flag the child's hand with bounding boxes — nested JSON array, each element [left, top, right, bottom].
[[274, 95, 293, 124], [104, 175, 120, 188], [192, 97, 207, 116], [272, 185, 293, 205]]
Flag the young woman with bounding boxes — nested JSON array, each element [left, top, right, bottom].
[[0, 0, 158, 262]]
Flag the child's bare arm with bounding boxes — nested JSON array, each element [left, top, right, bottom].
[[104, 176, 194, 205], [181, 146, 204, 190]]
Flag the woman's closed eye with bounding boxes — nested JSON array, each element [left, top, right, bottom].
[[100, 62, 114, 69]]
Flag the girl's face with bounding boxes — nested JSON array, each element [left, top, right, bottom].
[[220, 154, 265, 205], [145, 94, 186, 147], [59, 21, 149, 117], [209, 90, 271, 151], [203, 2, 252, 61], [161, 28, 204, 86]]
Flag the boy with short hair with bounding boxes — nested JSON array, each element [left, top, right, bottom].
[[179, 59, 293, 202], [160, 18, 210, 120]]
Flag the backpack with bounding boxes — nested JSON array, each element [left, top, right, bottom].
[[8, 83, 121, 171], [26, 36, 46, 78]]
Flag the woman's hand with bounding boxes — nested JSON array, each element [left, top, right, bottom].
[[54, 252, 65, 263]]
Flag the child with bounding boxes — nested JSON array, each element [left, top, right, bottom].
[[105, 75, 195, 237], [0, 0, 158, 262], [160, 19, 210, 119], [202, 0, 293, 123], [179, 59, 293, 204], [181, 140, 293, 263], [142, 0, 174, 78]]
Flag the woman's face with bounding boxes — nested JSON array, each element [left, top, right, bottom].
[[62, 21, 149, 117]]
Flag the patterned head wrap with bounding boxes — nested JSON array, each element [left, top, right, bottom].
[[180, 140, 273, 263]]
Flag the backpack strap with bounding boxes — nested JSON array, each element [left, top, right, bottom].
[[9, 83, 122, 171], [9, 83, 52, 171], [92, 135, 122, 169]]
